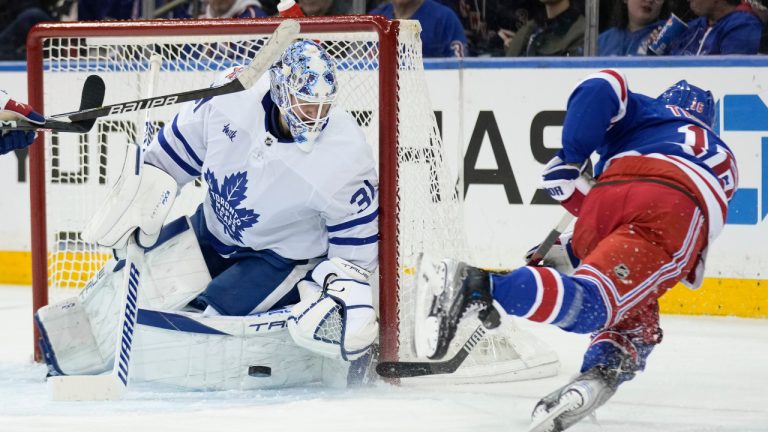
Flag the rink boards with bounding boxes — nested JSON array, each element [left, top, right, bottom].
[[1, 57, 766, 317]]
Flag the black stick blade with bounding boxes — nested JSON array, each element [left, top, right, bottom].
[[248, 365, 272, 377], [375, 324, 486, 379], [75, 75, 106, 132], [376, 361, 441, 378]]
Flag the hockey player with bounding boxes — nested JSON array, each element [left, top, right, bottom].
[[36, 40, 379, 388], [418, 69, 737, 431], [0, 90, 44, 155]]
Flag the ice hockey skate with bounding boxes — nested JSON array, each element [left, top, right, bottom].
[[415, 254, 501, 359], [528, 365, 621, 432]]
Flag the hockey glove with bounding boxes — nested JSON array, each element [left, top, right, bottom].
[[0, 130, 36, 155], [288, 258, 378, 361], [524, 231, 581, 274], [0, 91, 44, 155], [541, 151, 592, 216]]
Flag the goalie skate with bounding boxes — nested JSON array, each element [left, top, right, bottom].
[[528, 366, 619, 432]]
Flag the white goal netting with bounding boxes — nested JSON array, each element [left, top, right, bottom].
[[29, 17, 557, 382]]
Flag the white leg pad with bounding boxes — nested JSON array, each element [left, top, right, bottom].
[[131, 308, 349, 390], [36, 296, 110, 375], [37, 217, 211, 376]]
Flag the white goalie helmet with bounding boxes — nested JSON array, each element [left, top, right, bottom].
[[269, 39, 338, 152]]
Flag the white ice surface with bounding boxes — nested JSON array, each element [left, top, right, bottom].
[[1, 284, 766, 432]]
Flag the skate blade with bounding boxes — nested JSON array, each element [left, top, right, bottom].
[[527, 392, 582, 432]]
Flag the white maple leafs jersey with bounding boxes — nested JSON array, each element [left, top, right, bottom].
[[144, 73, 379, 271]]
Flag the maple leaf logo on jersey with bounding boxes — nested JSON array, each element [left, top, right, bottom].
[[204, 169, 259, 243]]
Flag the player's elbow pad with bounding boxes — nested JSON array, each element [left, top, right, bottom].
[[82, 142, 178, 249]]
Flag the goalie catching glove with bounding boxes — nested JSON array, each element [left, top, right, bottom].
[[82, 142, 178, 249], [288, 257, 378, 361], [541, 150, 592, 216]]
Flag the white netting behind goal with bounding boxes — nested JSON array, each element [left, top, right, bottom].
[[29, 17, 557, 382]]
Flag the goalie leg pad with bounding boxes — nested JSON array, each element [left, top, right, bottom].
[[130, 308, 349, 390], [36, 216, 211, 376], [35, 296, 109, 376]]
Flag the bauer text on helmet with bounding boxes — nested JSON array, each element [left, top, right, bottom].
[[269, 40, 338, 152]]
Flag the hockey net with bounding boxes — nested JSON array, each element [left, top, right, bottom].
[[27, 16, 557, 383]]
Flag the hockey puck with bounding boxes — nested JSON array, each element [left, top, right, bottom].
[[248, 365, 272, 377]]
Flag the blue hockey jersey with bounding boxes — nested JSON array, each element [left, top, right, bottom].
[[560, 70, 737, 280]]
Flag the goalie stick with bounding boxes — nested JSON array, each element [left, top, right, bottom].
[[48, 56, 162, 401], [47, 19, 299, 125], [0, 74, 105, 133], [48, 234, 144, 401]]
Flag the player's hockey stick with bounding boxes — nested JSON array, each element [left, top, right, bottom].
[[376, 208, 579, 379], [376, 315, 493, 379], [0, 74, 105, 133], [525, 211, 575, 266], [48, 234, 144, 401], [526, 172, 594, 265], [48, 19, 299, 125]]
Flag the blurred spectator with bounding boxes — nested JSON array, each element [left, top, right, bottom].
[[437, 0, 544, 56], [78, 0, 195, 20], [204, 0, 268, 17], [0, 0, 64, 60], [370, 0, 468, 57], [598, 0, 669, 56], [78, 0, 134, 20], [259, 0, 281, 14], [297, 0, 350, 15], [505, 0, 585, 56], [743, 0, 768, 52], [667, 0, 762, 54]]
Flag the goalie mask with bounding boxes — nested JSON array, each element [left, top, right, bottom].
[[269, 40, 338, 152], [657, 80, 715, 128]]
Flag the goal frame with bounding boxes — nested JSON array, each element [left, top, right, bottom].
[[26, 16, 400, 363]]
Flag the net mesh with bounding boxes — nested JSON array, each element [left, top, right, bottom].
[[33, 19, 550, 382]]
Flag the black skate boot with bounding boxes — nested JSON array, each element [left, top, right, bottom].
[[528, 364, 628, 432], [417, 256, 500, 360]]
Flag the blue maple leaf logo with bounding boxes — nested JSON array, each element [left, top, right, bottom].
[[204, 169, 259, 243]]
